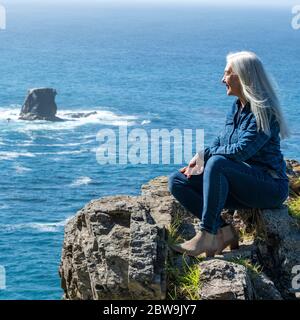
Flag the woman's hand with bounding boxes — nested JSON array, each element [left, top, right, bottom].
[[180, 158, 196, 178], [180, 152, 204, 179]]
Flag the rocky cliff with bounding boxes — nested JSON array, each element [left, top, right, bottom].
[[59, 160, 300, 300]]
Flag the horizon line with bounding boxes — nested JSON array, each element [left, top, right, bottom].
[[1, 0, 298, 9]]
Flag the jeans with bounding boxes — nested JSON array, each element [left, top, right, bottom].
[[168, 155, 289, 235]]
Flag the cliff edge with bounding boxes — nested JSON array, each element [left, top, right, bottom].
[[59, 160, 300, 300]]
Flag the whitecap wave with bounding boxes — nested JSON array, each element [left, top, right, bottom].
[[83, 134, 95, 139], [39, 142, 85, 147], [0, 151, 36, 160], [0, 105, 20, 121], [35, 150, 86, 155], [14, 141, 35, 147], [0, 105, 139, 131], [70, 176, 92, 187], [0, 217, 72, 233], [0, 204, 10, 210], [141, 120, 151, 125], [14, 165, 32, 173]]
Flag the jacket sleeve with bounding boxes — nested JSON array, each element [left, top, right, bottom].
[[209, 116, 270, 162], [203, 134, 221, 162]]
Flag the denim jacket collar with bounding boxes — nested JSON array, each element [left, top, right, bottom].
[[236, 99, 251, 115]]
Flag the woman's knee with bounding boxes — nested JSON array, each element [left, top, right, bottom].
[[205, 155, 229, 173], [168, 170, 186, 194]]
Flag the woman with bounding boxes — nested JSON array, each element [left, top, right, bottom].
[[168, 51, 289, 257]]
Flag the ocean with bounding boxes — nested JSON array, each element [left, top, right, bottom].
[[0, 3, 299, 299]]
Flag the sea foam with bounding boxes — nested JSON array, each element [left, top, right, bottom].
[[70, 176, 92, 187], [0, 151, 36, 160], [0, 106, 139, 131], [0, 217, 72, 233]]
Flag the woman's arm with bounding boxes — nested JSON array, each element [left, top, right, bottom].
[[208, 116, 271, 162], [202, 134, 221, 162], [184, 122, 223, 177]]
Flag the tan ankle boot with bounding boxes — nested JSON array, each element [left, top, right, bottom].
[[216, 224, 239, 255], [170, 230, 218, 257]]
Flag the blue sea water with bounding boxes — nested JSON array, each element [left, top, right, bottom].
[[0, 3, 299, 299]]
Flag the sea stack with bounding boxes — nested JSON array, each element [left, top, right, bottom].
[[19, 88, 63, 121]]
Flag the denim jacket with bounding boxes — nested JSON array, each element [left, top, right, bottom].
[[204, 99, 288, 180]]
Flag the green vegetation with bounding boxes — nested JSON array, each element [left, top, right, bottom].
[[166, 254, 203, 300], [229, 257, 262, 275], [289, 177, 300, 198], [287, 196, 300, 221], [166, 213, 185, 246], [238, 226, 255, 243], [166, 214, 203, 300]]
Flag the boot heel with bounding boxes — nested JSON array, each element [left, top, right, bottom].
[[215, 248, 223, 255], [205, 250, 216, 258], [230, 239, 239, 251]]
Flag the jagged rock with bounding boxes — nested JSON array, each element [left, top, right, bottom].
[[198, 259, 281, 300], [65, 111, 97, 118], [251, 272, 282, 300], [128, 208, 166, 299], [221, 160, 300, 299], [286, 159, 300, 197], [286, 159, 300, 178], [254, 206, 300, 299], [59, 195, 168, 300], [289, 178, 300, 197], [59, 176, 199, 300], [210, 238, 283, 299], [229, 205, 300, 299], [199, 260, 254, 300], [19, 88, 63, 121], [141, 176, 200, 240], [59, 164, 300, 300]]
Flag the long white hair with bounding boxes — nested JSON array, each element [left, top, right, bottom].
[[227, 51, 289, 139]]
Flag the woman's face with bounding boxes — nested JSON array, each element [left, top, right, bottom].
[[222, 63, 243, 98]]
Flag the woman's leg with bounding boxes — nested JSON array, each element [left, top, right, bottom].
[[168, 170, 250, 222], [168, 171, 204, 219], [200, 155, 289, 235]]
